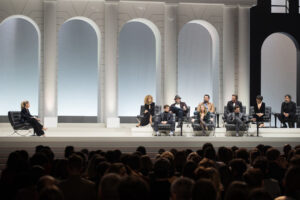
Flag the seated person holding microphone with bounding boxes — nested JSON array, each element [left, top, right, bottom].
[[170, 95, 189, 128], [153, 105, 175, 136], [198, 94, 215, 113]]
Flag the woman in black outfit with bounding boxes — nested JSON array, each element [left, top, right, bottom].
[[252, 95, 265, 128], [136, 95, 155, 127], [194, 104, 212, 134], [21, 101, 47, 136]]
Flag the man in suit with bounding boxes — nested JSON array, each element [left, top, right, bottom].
[[227, 94, 243, 113], [59, 154, 96, 200], [227, 105, 248, 136], [170, 95, 189, 128], [154, 105, 175, 136], [278, 94, 297, 128]]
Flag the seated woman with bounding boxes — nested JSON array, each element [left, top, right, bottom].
[[194, 104, 212, 134], [20, 100, 47, 136], [136, 95, 155, 127], [252, 95, 265, 128]]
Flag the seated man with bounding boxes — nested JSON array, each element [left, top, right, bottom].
[[198, 94, 215, 113], [154, 105, 175, 136], [227, 94, 243, 113], [227, 105, 248, 136], [170, 95, 188, 128], [278, 94, 296, 128]]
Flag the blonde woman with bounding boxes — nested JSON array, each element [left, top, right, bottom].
[[136, 95, 155, 127], [195, 104, 212, 134], [20, 101, 47, 136]]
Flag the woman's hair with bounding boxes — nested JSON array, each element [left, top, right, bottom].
[[21, 100, 29, 109], [197, 104, 207, 115], [144, 95, 153, 104]]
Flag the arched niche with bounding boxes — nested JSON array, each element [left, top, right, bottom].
[[0, 15, 40, 115], [58, 17, 100, 117], [261, 32, 299, 112], [118, 18, 161, 116], [178, 20, 220, 109]]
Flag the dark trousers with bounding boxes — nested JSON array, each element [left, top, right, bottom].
[[27, 118, 44, 136], [171, 107, 184, 121], [278, 114, 295, 128], [154, 121, 175, 132], [228, 118, 244, 133], [140, 112, 152, 126]]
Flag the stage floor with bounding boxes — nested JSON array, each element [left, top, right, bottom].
[[1, 123, 300, 170]]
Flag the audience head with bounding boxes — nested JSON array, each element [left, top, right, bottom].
[[170, 177, 194, 200], [229, 159, 247, 181], [37, 176, 57, 193], [118, 176, 150, 200], [39, 185, 64, 200], [253, 156, 269, 177], [283, 144, 292, 158], [164, 105, 170, 112], [193, 179, 217, 200], [182, 161, 197, 179], [283, 167, 300, 199], [236, 148, 250, 163], [243, 168, 264, 189], [64, 146, 74, 159], [266, 148, 280, 161], [140, 155, 153, 176], [218, 147, 233, 164], [106, 163, 127, 177], [67, 154, 83, 175], [136, 146, 146, 155], [98, 173, 121, 200], [154, 158, 170, 179], [248, 188, 272, 200], [250, 149, 261, 165], [225, 181, 249, 200]]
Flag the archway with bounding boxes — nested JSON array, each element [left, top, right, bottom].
[[178, 20, 219, 109], [0, 15, 40, 115], [58, 18, 100, 118], [261, 32, 299, 113], [118, 18, 161, 117]]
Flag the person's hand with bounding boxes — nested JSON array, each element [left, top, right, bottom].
[[183, 106, 187, 111], [144, 110, 148, 113], [162, 121, 167, 124]]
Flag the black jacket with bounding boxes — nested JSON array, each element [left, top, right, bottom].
[[159, 112, 174, 124], [144, 102, 155, 116], [254, 102, 265, 114], [21, 108, 33, 122], [281, 101, 296, 116], [227, 100, 243, 113]]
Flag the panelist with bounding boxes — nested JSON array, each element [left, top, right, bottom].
[[136, 95, 155, 127], [227, 105, 248, 136], [20, 101, 47, 136], [194, 104, 212, 135], [278, 95, 296, 128], [198, 94, 215, 113], [170, 95, 189, 128], [227, 94, 243, 114], [252, 95, 265, 128], [154, 105, 175, 136]]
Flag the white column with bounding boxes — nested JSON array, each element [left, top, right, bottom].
[[223, 6, 238, 107], [164, 4, 178, 105], [238, 6, 250, 113], [104, 2, 119, 127], [42, 1, 57, 127]]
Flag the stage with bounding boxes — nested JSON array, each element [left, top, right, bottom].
[[1, 123, 300, 170]]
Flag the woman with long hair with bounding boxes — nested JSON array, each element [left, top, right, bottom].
[[20, 100, 47, 136], [136, 95, 155, 127], [195, 104, 212, 133]]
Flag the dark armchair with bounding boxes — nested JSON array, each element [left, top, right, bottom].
[[8, 111, 33, 136]]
